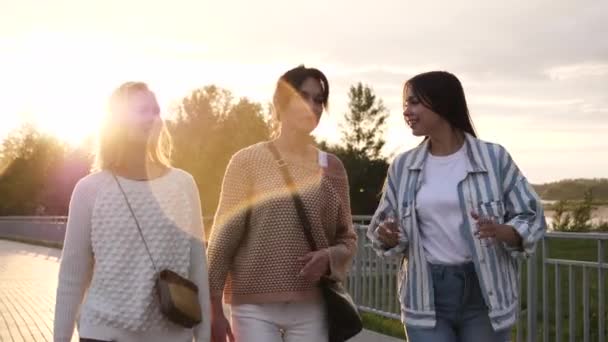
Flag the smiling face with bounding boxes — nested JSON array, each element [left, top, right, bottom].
[[403, 84, 447, 137]]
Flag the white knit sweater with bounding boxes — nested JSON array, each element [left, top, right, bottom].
[[54, 169, 211, 342]]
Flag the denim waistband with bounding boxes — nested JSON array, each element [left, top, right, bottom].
[[428, 261, 476, 275]]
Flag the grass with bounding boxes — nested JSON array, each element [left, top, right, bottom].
[[361, 312, 405, 339]]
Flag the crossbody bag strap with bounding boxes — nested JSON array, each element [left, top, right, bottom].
[[266, 142, 318, 252], [112, 173, 159, 273]]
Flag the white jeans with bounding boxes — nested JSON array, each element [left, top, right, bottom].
[[231, 299, 328, 342]]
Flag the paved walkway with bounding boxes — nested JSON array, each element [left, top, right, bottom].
[[0, 239, 68, 342], [0, 239, 401, 342]]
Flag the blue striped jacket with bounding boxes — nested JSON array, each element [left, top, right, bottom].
[[367, 133, 547, 331]]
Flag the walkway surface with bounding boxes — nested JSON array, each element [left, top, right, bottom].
[[0, 239, 401, 342]]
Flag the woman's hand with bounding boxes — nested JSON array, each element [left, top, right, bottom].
[[377, 218, 399, 248], [471, 212, 522, 248], [299, 249, 330, 282], [211, 297, 234, 342]]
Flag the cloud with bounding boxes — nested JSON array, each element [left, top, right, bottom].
[[2, 0, 607, 181], [546, 63, 608, 80], [470, 96, 584, 108]]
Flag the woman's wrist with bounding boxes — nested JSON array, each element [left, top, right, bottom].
[[497, 224, 523, 247]]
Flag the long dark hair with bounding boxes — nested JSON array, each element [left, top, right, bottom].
[[405, 71, 477, 137], [272, 65, 329, 120]]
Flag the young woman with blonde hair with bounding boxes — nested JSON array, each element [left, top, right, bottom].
[[54, 82, 211, 342]]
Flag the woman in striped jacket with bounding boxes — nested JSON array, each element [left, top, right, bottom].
[[368, 71, 546, 342]]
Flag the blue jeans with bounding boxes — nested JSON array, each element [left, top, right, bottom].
[[405, 262, 511, 342]]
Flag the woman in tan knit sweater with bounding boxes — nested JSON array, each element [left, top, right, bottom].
[[207, 66, 357, 342]]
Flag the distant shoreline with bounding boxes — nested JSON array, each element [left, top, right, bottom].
[[544, 204, 608, 228]]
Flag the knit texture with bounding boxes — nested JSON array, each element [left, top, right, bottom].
[[54, 169, 211, 342], [207, 142, 357, 304]]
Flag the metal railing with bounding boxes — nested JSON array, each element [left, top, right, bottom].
[[347, 220, 608, 342], [1, 215, 607, 341], [536, 232, 607, 342], [0, 216, 67, 245]]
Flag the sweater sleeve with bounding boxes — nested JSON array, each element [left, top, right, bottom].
[[206, 150, 252, 298], [54, 176, 97, 342], [184, 176, 212, 342], [326, 155, 357, 282]]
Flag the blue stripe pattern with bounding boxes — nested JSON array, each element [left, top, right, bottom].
[[367, 133, 547, 331]]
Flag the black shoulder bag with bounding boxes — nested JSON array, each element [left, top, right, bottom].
[[267, 143, 362, 342]]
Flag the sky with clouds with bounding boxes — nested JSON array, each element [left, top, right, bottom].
[[1, 0, 606, 183]]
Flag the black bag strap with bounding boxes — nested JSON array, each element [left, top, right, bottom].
[[112, 173, 159, 273], [266, 142, 318, 252]]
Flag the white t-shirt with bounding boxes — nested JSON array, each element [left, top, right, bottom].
[[416, 144, 472, 264]]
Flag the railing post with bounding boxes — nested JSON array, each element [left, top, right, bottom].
[[556, 264, 562, 342], [527, 249, 538, 342], [583, 266, 590, 342], [517, 258, 523, 342], [599, 240, 605, 342], [354, 225, 364, 306], [542, 237, 549, 342], [568, 265, 576, 342]]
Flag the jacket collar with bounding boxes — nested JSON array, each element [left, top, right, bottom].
[[407, 133, 487, 173]]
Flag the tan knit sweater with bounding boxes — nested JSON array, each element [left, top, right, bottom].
[[207, 142, 357, 304]]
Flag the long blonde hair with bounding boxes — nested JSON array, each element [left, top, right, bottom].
[[93, 82, 172, 171]]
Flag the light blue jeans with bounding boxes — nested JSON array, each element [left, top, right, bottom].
[[405, 262, 511, 342]]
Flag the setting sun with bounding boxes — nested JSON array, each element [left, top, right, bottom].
[[1, 32, 114, 145], [1, 0, 607, 182], [0, 31, 295, 147]]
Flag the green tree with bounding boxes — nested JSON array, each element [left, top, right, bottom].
[[167, 85, 271, 231], [0, 126, 73, 215], [551, 200, 570, 231], [552, 188, 595, 232], [41, 146, 92, 214], [321, 83, 390, 215], [341, 83, 389, 160], [338, 148, 389, 215], [570, 189, 594, 231]]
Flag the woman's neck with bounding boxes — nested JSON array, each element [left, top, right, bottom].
[[428, 129, 465, 156], [114, 147, 166, 180], [274, 130, 314, 156]]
